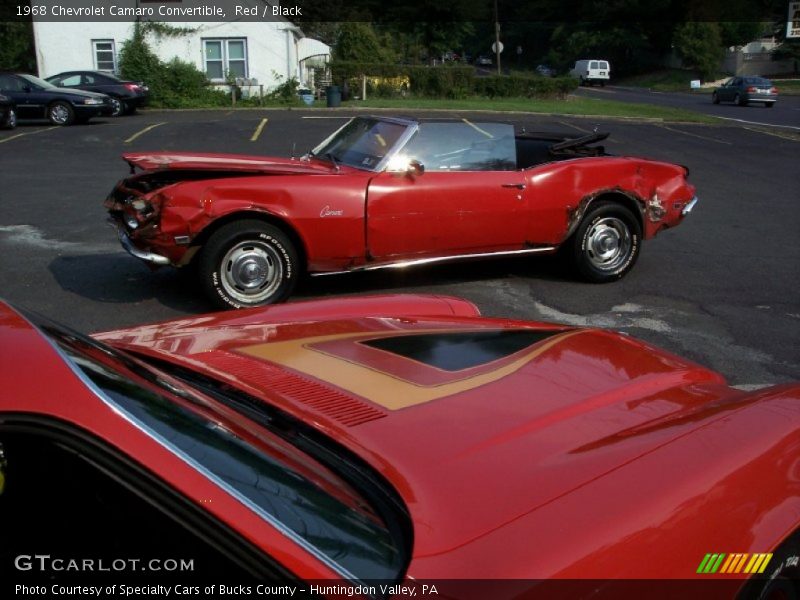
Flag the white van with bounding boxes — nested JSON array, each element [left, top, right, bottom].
[[570, 59, 611, 86]]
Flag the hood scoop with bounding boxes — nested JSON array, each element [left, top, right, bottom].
[[208, 352, 387, 427]]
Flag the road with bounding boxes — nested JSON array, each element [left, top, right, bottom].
[[576, 85, 800, 130], [1, 108, 798, 389]]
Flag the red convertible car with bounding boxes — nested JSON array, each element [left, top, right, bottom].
[[105, 116, 698, 309], [1, 295, 798, 598]]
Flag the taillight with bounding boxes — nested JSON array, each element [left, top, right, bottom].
[[746, 86, 757, 93], [771, 87, 778, 94], [124, 83, 140, 92]]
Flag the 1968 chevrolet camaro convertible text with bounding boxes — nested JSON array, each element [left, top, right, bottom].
[[105, 116, 698, 308]]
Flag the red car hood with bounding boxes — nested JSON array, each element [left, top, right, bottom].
[[122, 151, 338, 175], [95, 306, 759, 566]]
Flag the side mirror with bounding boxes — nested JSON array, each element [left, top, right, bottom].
[[408, 159, 425, 177]]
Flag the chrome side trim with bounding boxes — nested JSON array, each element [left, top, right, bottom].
[[108, 221, 171, 266], [681, 196, 699, 217], [310, 246, 557, 277]]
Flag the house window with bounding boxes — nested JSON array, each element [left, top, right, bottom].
[[92, 40, 116, 72], [203, 39, 247, 81]]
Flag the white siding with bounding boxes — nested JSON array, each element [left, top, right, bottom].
[[33, 19, 327, 90]]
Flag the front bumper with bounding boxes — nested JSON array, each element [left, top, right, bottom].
[[681, 196, 699, 217], [110, 220, 170, 266]]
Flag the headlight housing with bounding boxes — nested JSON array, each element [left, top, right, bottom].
[[83, 98, 104, 105]]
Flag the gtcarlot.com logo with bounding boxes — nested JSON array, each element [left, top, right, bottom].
[[14, 554, 195, 572]]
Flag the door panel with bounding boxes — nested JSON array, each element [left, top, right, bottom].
[[367, 170, 528, 259]]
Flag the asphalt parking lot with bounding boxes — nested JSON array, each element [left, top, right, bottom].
[[1, 107, 798, 388]]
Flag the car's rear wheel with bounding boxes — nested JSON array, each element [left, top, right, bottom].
[[570, 201, 641, 283], [712, 92, 720, 104], [110, 97, 124, 117], [48, 101, 75, 126], [198, 220, 299, 309], [3, 108, 15, 129], [765, 102, 774, 108]]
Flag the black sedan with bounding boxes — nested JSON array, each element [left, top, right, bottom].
[[712, 76, 778, 108], [0, 72, 113, 125], [46, 71, 149, 117], [0, 93, 15, 129]]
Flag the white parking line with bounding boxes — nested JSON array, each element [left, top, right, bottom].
[[715, 115, 800, 131], [124, 122, 166, 144], [656, 123, 732, 145], [742, 126, 800, 141], [732, 383, 774, 391]]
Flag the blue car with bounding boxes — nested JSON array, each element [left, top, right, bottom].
[[712, 76, 778, 108]]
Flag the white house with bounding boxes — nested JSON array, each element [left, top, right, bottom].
[[32, 3, 330, 92]]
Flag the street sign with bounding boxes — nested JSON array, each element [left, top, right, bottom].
[[491, 41, 504, 54], [788, 1, 800, 38]]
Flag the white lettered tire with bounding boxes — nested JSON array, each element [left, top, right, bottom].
[[198, 220, 299, 309], [570, 200, 641, 282]]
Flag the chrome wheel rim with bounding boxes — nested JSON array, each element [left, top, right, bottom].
[[7, 109, 15, 128], [584, 217, 632, 271], [220, 241, 283, 304], [110, 98, 122, 116], [50, 104, 69, 124]]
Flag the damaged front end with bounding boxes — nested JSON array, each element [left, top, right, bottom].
[[104, 171, 211, 268]]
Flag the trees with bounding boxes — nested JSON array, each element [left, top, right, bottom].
[[672, 22, 724, 80]]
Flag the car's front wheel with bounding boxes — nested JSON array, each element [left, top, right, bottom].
[[48, 101, 75, 126], [570, 201, 641, 283], [198, 220, 299, 309], [712, 92, 720, 104]]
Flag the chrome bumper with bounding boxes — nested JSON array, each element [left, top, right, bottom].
[[110, 220, 171, 266], [681, 196, 699, 217]]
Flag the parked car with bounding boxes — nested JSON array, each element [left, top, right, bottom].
[[475, 55, 493, 66], [0, 72, 113, 125], [46, 70, 149, 117], [105, 116, 698, 309], [570, 59, 611, 86], [535, 64, 556, 77], [2, 294, 800, 593], [712, 76, 778, 108], [0, 93, 15, 129]]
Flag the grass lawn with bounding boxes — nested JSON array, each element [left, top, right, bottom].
[[341, 95, 719, 123], [773, 79, 800, 95], [615, 69, 724, 92]]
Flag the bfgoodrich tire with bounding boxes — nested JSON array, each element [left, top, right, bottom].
[[198, 220, 299, 309], [571, 201, 641, 283]]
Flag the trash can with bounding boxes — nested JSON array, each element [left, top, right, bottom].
[[326, 85, 341, 108]]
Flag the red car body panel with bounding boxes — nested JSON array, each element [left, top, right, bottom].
[[106, 120, 696, 275], [6, 294, 796, 588]]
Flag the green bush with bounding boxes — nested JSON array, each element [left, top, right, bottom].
[[474, 75, 577, 99], [331, 61, 576, 100], [119, 24, 229, 108]]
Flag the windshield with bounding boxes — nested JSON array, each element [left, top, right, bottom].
[[30, 315, 411, 583], [18, 74, 56, 89], [311, 117, 411, 171]]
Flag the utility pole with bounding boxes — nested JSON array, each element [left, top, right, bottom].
[[494, 0, 501, 75]]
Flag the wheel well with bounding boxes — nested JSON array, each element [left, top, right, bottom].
[[590, 192, 644, 231], [190, 211, 308, 269]]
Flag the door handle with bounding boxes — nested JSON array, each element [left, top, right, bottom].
[[501, 183, 526, 190]]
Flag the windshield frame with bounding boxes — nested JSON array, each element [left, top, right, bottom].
[[309, 116, 418, 172]]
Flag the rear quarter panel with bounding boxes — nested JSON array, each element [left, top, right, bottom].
[[523, 156, 694, 243]]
